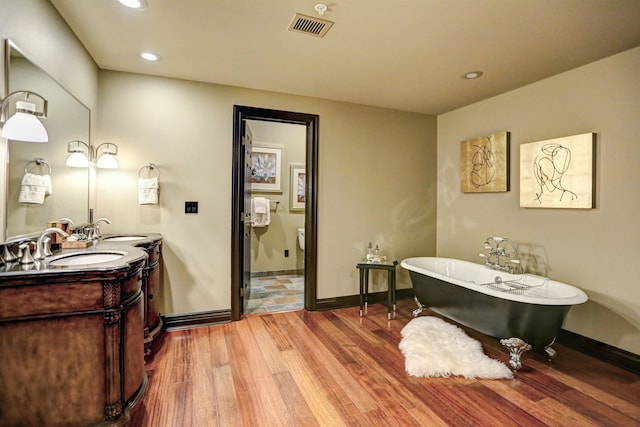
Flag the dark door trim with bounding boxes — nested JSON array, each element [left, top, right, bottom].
[[231, 105, 319, 320]]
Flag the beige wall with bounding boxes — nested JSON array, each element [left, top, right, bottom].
[[247, 120, 306, 274], [96, 70, 437, 314], [437, 47, 640, 355], [0, 0, 99, 237], [0, 0, 98, 131]]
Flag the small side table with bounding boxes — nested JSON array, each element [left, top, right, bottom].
[[357, 260, 398, 320]]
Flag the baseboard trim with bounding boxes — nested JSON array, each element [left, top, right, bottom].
[[162, 310, 231, 331], [557, 328, 640, 375], [315, 288, 414, 311]]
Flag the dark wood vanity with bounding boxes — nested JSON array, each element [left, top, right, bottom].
[[144, 240, 163, 359], [0, 234, 163, 427], [112, 235, 164, 360]]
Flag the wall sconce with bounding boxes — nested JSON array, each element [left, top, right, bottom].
[[0, 91, 49, 142], [96, 142, 119, 169], [66, 140, 91, 167], [66, 140, 119, 169]]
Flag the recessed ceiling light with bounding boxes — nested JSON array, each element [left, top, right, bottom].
[[462, 71, 484, 80], [139, 51, 162, 62], [117, 0, 148, 9]]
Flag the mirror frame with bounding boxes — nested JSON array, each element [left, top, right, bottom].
[[3, 39, 91, 240]]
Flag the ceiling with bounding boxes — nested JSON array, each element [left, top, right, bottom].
[[50, 0, 640, 115]]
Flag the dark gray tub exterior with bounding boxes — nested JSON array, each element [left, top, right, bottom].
[[408, 270, 571, 353]]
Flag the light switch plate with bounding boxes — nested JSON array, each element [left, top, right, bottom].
[[185, 201, 198, 214]]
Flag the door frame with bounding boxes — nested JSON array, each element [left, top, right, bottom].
[[231, 105, 319, 320]]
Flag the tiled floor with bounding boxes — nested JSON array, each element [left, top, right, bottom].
[[244, 274, 304, 315]]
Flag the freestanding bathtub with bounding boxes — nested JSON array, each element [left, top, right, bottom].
[[401, 257, 588, 365]]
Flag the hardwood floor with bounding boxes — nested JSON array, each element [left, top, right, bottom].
[[130, 300, 640, 426]]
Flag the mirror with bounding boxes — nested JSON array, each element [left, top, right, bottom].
[[4, 39, 90, 238]]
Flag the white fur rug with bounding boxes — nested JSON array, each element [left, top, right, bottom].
[[399, 316, 513, 379]]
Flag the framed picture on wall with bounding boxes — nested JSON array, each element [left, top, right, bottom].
[[290, 164, 306, 211], [520, 132, 596, 209], [460, 131, 510, 192], [251, 145, 282, 192]]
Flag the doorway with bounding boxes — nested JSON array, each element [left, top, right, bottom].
[[245, 120, 306, 314], [231, 106, 319, 321]]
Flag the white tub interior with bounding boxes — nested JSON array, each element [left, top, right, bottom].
[[401, 257, 588, 305]]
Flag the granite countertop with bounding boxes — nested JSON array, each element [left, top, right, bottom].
[[0, 233, 162, 277]]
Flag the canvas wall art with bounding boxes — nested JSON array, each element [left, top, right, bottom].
[[251, 145, 282, 192], [290, 164, 306, 211], [519, 133, 596, 209], [460, 131, 510, 193]]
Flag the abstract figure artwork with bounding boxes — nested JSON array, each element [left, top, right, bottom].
[[520, 133, 596, 209], [460, 131, 510, 193]]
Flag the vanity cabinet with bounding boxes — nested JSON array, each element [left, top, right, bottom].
[[0, 256, 147, 427], [141, 239, 163, 359]]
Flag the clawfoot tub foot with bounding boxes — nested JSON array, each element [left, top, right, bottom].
[[500, 337, 532, 370], [412, 296, 426, 317], [544, 338, 557, 360]]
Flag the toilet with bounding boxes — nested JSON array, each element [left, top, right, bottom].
[[297, 228, 305, 251]]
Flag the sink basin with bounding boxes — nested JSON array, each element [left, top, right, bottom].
[[103, 236, 147, 242], [48, 251, 127, 266]]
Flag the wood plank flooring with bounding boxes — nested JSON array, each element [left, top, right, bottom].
[[130, 300, 640, 426]]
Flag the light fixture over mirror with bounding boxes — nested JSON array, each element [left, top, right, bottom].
[[0, 90, 49, 142], [66, 140, 90, 167], [96, 143, 119, 169], [66, 140, 119, 169]]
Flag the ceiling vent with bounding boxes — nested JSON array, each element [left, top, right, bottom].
[[288, 13, 334, 38]]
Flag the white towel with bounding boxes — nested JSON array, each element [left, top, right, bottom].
[[251, 197, 270, 227], [18, 173, 52, 204], [138, 177, 159, 205]]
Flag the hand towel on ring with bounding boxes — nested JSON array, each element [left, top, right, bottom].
[[138, 177, 159, 205], [251, 197, 270, 227], [18, 173, 52, 204]]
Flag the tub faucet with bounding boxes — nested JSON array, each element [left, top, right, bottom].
[[479, 236, 523, 274]]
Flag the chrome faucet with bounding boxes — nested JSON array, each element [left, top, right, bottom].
[[42, 238, 53, 257], [19, 242, 35, 264], [87, 217, 112, 240], [478, 236, 524, 274], [2, 244, 17, 263], [33, 227, 70, 260], [57, 217, 74, 226]]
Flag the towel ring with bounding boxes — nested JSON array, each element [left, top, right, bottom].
[[138, 163, 160, 179], [24, 158, 51, 175]]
